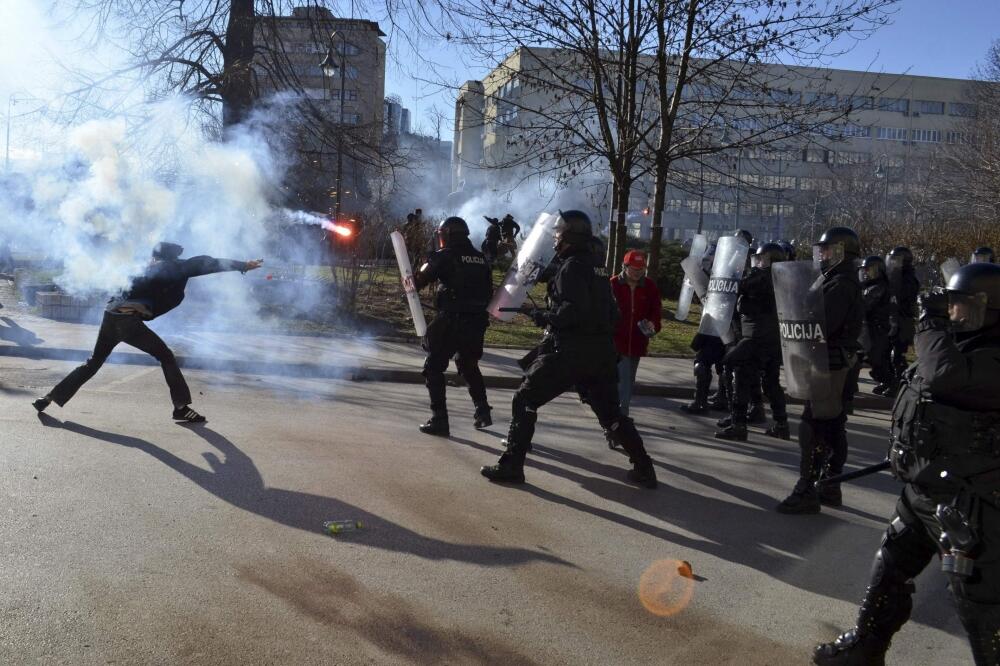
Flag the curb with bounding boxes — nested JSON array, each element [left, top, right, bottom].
[[0, 343, 893, 409]]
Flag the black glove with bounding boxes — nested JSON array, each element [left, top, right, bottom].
[[530, 308, 549, 328], [918, 289, 948, 322]]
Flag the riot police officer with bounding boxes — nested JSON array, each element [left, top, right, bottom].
[[411, 217, 493, 436], [886, 246, 920, 392], [850, 256, 893, 396], [972, 246, 995, 264], [814, 262, 1000, 666], [480, 210, 657, 488], [777, 227, 863, 514], [715, 242, 789, 441]]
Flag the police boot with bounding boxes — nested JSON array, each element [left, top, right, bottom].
[[680, 399, 709, 415], [681, 366, 712, 414], [776, 478, 821, 514], [765, 420, 791, 440], [714, 412, 747, 441], [604, 428, 618, 450], [473, 403, 492, 429], [812, 630, 890, 665], [747, 401, 767, 425], [626, 456, 657, 489], [715, 415, 732, 428], [706, 390, 729, 412], [419, 411, 450, 437], [480, 440, 527, 484], [818, 480, 843, 507]]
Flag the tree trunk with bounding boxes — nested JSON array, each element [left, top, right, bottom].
[[613, 178, 632, 271], [222, 0, 256, 127], [647, 161, 669, 280], [605, 177, 621, 272]]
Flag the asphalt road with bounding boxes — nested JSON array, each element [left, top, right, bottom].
[[0, 356, 970, 665]]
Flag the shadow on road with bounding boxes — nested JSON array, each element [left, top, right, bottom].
[[38, 415, 570, 570], [0, 316, 43, 347]]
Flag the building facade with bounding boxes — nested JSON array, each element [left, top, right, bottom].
[[452, 48, 977, 242]]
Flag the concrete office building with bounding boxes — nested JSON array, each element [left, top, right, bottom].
[[452, 47, 977, 241], [255, 6, 386, 212]]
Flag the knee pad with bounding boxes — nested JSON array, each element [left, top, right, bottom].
[[953, 597, 1000, 665], [693, 362, 711, 380], [511, 391, 538, 421]]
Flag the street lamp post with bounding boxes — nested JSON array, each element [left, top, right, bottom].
[[874, 154, 890, 226], [5, 95, 15, 172]]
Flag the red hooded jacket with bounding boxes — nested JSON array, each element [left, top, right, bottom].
[[611, 273, 662, 357]]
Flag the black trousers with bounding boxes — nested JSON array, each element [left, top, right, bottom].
[[730, 340, 787, 425], [508, 341, 651, 463], [864, 484, 1000, 663], [49, 312, 191, 408], [798, 366, 852, 481], [422, 311, 489, 414]]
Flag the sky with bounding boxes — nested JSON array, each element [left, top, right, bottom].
[[383, 0, 1000, 134]]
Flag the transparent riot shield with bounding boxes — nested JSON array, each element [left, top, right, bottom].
[[675, 233, 709, 321], [941, 257, 961, 285], [772, 260, 831, 402], [697, 235, 749, 343], [390, 230, 427, 336], [488, 212, 559, 321]]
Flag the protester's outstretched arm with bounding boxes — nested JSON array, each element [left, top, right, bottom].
[[181, 256, 262, 278]]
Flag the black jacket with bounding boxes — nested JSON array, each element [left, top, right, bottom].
[[499, 219, 521, 241], [543, 245, 619, 343], [414, 238, 492, 313], [861, 275, 891, 334], [822, 261, 864, 368], [109, 256, 249, 320], [736, 266, 779, 346]]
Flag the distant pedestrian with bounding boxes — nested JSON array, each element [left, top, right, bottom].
[[33, 242, 262, 422], [610, 250, 661, 416]]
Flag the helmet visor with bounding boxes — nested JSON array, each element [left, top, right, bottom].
[[751, 254, 768, 269], [813, 242, 843, 271], [948, 291, 988, 332], [886, 255, 904, 273], [972, 251, 993, 264]]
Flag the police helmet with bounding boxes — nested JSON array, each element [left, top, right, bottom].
[[553, 210, 593, 253], [734, 228, 754, 247], [152, 242, 184, 261], [779, 240, 796, 261], [887, 246, 914, 270], [860, 255, 886, 282], [972, 246, 995, 264], [436, 216, 469, 248], [814, 226, 860, 273], [752, 242, 787, 269], [946, 262, 1000, 332]]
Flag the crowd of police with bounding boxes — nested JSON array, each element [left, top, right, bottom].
[[398, 209, 1000, 665]]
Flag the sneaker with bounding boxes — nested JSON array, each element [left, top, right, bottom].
[[419, 416, 450, 437], [32, 396, 51, 413], [765, 421, 791, 440], [604, 428, 618, 450], [776, 479, 821, 514], [172, 406, 207, 423], [680, 402, 709, 415], [716, 415, 732, 429]]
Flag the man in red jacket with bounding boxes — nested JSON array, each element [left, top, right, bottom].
[[611, 250, 662, 416]]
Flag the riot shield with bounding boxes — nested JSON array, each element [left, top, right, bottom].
[[697, 235, 749, 343], [940, 257, 960, 285], [488, 212, 560, 321], [675, 233, 709, 321], [390, 230, 428, 336], [772, 261, 831, 402]]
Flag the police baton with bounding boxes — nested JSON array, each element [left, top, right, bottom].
[[815, 458, 890, 487], [498, 307, 533, 313]]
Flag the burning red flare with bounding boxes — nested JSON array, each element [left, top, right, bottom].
[[323, 220, 354, 238]]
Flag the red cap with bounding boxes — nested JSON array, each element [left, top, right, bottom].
[[623, 250, 647, 269]]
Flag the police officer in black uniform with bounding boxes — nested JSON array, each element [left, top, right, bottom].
[[480, 210, 657, 488], [481, 216, 502, 265], [777, 227, 863, 514], [886, 246, 920, 392], [851, 255, 893, 396], [682, 244, 726, 415], [411, 217, 494, 436], [715, 242, 790, 441], [814, 262, 1000, 666]]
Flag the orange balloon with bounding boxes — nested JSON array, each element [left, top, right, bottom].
[[638, 558, 696, 617]]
